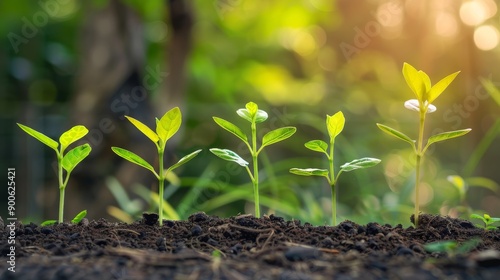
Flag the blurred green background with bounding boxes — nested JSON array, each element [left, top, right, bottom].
[[1, 0, 499, 226]]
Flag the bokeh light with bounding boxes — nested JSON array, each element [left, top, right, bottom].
[[474, 25, 500, 50]]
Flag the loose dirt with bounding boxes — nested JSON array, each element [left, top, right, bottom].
[[1, 213, 499, 279]]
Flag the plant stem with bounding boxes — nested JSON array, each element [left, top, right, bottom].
[[415, 110, 426, 227], [251, 121, 260, 217], [158, 148, 165, 226], [329, 139, 336, 226], [57, 154, 64, 223]]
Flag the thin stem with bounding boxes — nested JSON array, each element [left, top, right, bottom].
[[251, 121, 260, 217], [158, 148, 165, 226], [414, 111, 426, 227], [329, 139, 336, 226], [57, 153, 64, 223]]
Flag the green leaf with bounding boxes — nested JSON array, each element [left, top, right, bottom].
[[261, 127, 296, 148], [340, 158, 381, 172], [377, 123, 416, 148], [125, 116, 159, 143], [71, 210, 87, 223], [424, 240, 457, 253], [17, 123, 59, 151], [167, 149, 202, 172], [209, 148, 249, 166], [428, 71, 460, 103], [289, 168, 329, 177], [326, 111, 345, 140], [213, 117, 248, 142], [237, 102, 268, 123], [59, 125, 89, 153], [62, 144, 92, 174], [419, 70, 431, 93], [402, 62, 425, 101], [304, 140, 328, 154], [111, 147, 158, 177], [246, 101, 258, 115], [425, 128, 471, 150], [470, 213, 485, 222], [41, 220, 57, 226], [158, 107, 182, 144]]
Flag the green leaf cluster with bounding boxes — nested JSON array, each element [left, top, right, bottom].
[[470, 213, 500, 230], [17, 123, 92, 223], [290, 111, 380, 225], [210, 102, 296, 217]]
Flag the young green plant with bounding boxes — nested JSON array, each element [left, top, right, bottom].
[[377, 62, 471, 227], [470, 213, 500, 230], [111, 107, 201, 226], [17, 124, 92, 223], [289, 111, 381, 225], [210, 102, 296, 217], [41, 209, 87, 226]]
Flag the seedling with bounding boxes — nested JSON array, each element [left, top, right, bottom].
[[210, 102, 296, 217], [111, 107, 201, 226], [17, 124, 92, 223], [470, 213, 500, 230], [289, 111, 381, 225], [424, 238, 480, 257], [377, 62, 471, 227], [41, 209, 87, 226]]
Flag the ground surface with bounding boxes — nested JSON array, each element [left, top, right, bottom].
[[1, 213, 500, 279]]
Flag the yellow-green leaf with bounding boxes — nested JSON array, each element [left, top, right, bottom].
[[17, 123, 59, 151], [424, 128, 471, 151], [158, 107, 182, 144], [111, 147, 158, 177], [71, 210, 87, 223], [167, 149, 202, 173], [377, 123, 416, 149], [340, 158, 381, 172], [60, 125, 89, 153], [402, 62, 425, 101], [304, 140, 328, 154], [261, 127, 296, 149], [326, 111, 345, 140], [62, 144, 92, 174], [213, 117, 248, 142], [125, 116, 159, 143], [427, 71, 460, 103]]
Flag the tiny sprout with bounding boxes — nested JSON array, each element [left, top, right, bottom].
[[290, 111, 381, 225], [424, 238, 480, 257], [41, 210, 87, 226], [377, 62, 471, 227], [470, 213, 500, 230], [210, 102, 297, 217], [17, 124, 92, 223], [112, 107, 201, 226]]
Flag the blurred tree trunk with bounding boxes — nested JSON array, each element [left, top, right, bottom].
[[42, 0, 194, 221]]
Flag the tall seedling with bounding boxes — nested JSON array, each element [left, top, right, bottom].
[[17, 124, 92, 223], [210, 102, 296, 217], [112, 107, 201, 226], [290, 112, 381, 225], [377, 63, 471, 227]]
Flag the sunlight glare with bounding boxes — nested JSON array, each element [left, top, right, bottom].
[[474, 25, 499, 50]]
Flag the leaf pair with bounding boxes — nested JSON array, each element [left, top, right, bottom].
[[112, 107, 201, 179], [290, 158, 380, 178], [402, 62, 460, 105], [17, 124, 92, 176], [376, 123, 471, 155]]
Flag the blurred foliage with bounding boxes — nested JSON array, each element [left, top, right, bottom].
[[2, 0, 500, 226]]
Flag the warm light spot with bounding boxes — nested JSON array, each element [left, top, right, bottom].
[[411, 182, 434, 206], [435, 12, 458, 37], [279, 28, 318, 57], [376, 1, 403, 27], [460, 1, 488, 26], [474, 25, 499, 50], [317, 48, 336, 71]]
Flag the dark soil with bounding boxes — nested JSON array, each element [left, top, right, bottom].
[[1, 213, 500, 279]]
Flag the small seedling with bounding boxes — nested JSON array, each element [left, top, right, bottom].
[[377, 62, 471, 227], [424, 238, 480, 257], [289, 111, 381, 225], [470, 213, 500, 230], [111, 107, 201, 226], [41, 209, 87, 226], [210, 102, 296, 217], [17, 124, 92, 223]]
